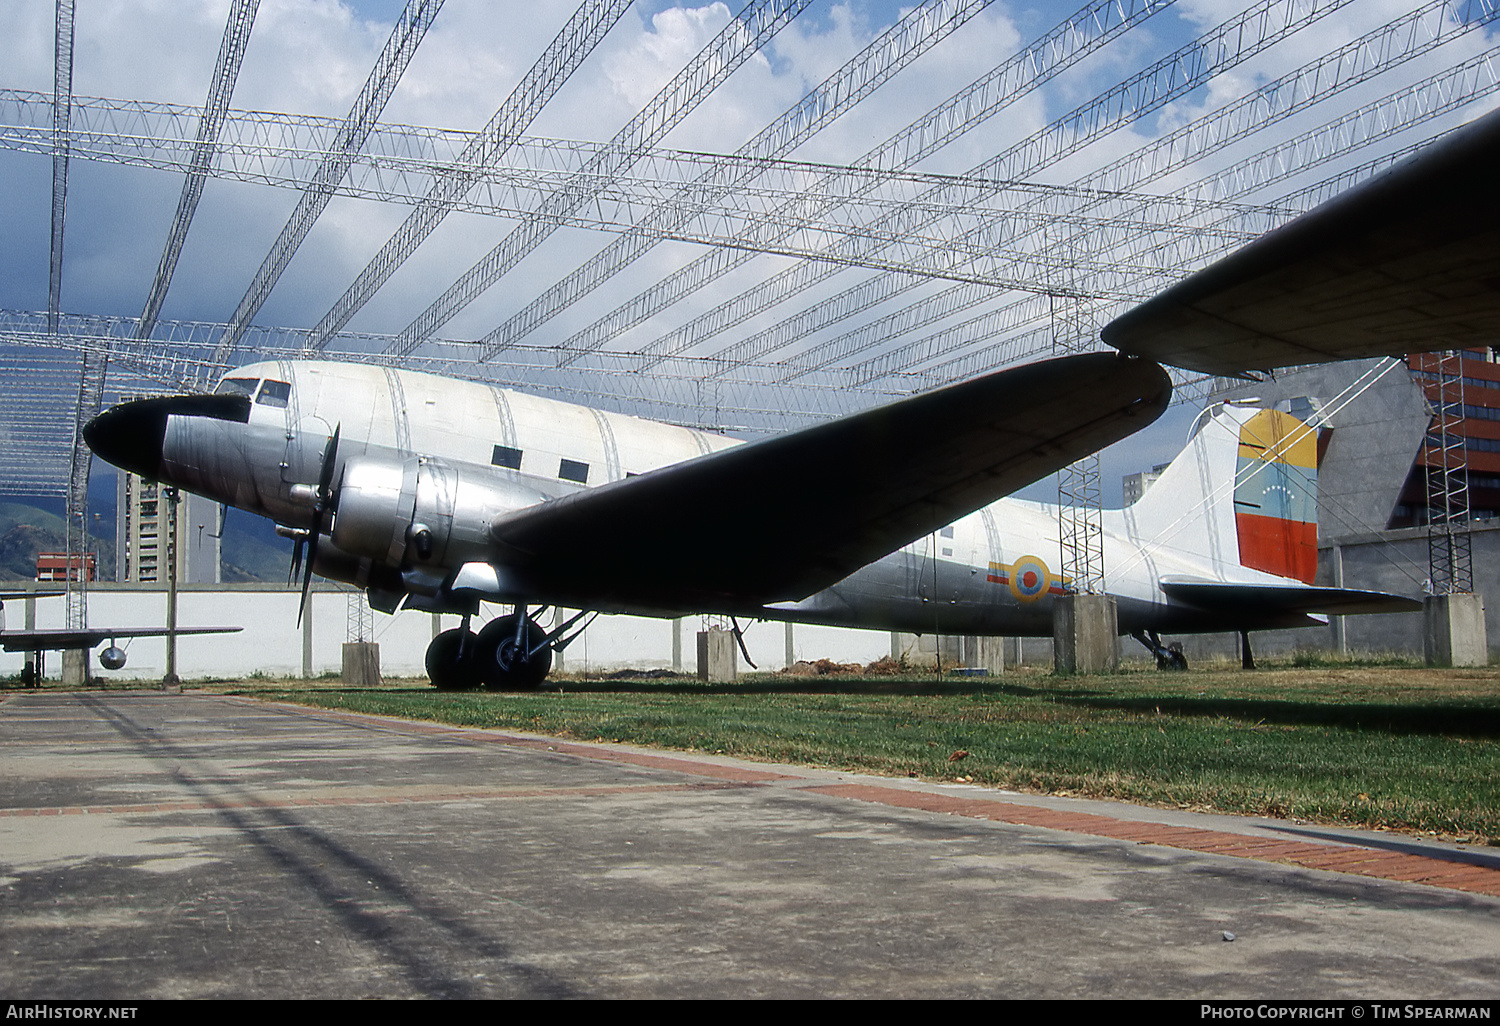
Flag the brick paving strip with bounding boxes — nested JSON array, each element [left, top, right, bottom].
[[804, 782, 1500, 898], [67, 695, 1500, 899]]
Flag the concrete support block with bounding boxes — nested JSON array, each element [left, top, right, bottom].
[[963, 636, 1005, 675], [696, 628, 737, 682], [341, 642, 381, 685], [1053, 594, 1119, 675], [892, 633, 967, 669], [1423, 593, 1488, 668], [62, 649, 89, 687]]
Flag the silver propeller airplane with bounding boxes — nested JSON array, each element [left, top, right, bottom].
[[83, 107, 1500, 689]]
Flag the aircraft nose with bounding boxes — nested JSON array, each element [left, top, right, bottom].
[[83, 393, 251, 480], [84, 399, 169, 479]]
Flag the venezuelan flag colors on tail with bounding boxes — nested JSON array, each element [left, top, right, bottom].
[[1233, 409, 1318, 584]]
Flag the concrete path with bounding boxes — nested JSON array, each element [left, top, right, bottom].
[[2, 690, 1497, 999]]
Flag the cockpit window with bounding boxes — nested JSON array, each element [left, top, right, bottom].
[[256, 379, 291, 408], [216, 377, 259, 397]]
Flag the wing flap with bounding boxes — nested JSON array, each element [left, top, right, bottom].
[[488, 353, 1171, 610], [1159, 577, 1420, 617], [1102, 106, 1500, 376]]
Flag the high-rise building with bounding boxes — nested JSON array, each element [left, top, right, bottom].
[[115, 471, 221, 584], [1122, 462, 1170, 506]]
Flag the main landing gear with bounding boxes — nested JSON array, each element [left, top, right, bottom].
[[1131, 629, 1188, 671], [425, 604, 569, 691]]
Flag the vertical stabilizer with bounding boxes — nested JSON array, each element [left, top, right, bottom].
[[1119, 404, 1320, 586], [1232, 409, 1319, 583]]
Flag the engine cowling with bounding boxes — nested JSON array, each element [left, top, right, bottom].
[[329, 454, 547, 573], [329, 455, 410, 566]]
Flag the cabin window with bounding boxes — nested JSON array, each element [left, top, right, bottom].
[[216, 377, 258, 397], [939, 526, 954, 539], [256, 379, 291, 408], [491, 445, 523, 470], [558, 459, 589, 484]]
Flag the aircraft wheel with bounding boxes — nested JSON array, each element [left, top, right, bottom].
[[426, 628, 481, 691], [476, 615, 552, 690]]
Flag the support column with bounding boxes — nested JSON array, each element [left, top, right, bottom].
[[1423, 593, 1487, 668], [696, 626, 737, 682], [23, 591, 37, 686], [1053, 594, 1119, 675], [302, 593, 313, 679]]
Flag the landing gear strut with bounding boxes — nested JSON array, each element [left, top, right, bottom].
[[1131, 629, 1188, 671]]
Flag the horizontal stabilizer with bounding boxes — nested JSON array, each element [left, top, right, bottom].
[[1102, 106, 1500, 376], [1159, 577, 1420, 617]]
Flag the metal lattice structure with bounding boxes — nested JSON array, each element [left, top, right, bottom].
[[1419, 351, 1476, 594], [2, 0, 1499, 600]]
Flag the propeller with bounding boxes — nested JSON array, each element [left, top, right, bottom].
[[298, 426, 340, 625]]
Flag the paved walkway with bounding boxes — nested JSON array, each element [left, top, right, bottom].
[[2, 690, 1496, 999]]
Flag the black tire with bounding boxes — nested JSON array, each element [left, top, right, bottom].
[[426, 628, 481, 691], [476, 615, 553, 690]]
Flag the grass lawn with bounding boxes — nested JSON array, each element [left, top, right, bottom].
[[193, 658, 1500, 846]]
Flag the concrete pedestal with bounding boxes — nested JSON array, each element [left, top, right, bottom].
[[960, 635, 1005, 675], [1052, 594, 1119, 675], [62, 649, 89, 687], [342, 642, 382, 685], [696, 628, 737, 682], [1423, 593, 1488, 668]]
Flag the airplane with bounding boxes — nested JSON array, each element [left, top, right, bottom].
[[0, 590, 241, 685], [80, 105, 1500, 689]]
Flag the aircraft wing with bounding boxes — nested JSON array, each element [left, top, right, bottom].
[[1101, 106, 1500, 376], [488, 353, 1171, 611], [0, 626, 242, 652], [1159, 577, 1421, 617]]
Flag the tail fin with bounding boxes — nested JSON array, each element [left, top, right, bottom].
[[1122, 405, 1319, 583], [1232, 408, 1318, 583]]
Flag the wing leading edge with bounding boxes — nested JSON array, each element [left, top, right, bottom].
[[488, 353, 1172, 611], [1102, 106, 1500, 376]]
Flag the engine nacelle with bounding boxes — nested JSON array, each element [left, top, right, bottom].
[[329, 455, 409, 565], [330, 454, 547, 573]]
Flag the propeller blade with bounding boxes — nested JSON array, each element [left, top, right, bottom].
[[299, 425, 339, 627], [288, 536, 304, 586], [298, 533, 317, 627], [317, 425, 341, 503]]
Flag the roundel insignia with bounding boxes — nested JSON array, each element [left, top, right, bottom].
[[1008, 555, 1052, 603]]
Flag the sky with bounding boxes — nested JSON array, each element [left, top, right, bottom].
[[1, 0, 1498, 506]]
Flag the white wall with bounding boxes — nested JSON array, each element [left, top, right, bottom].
[[2, 587, 892, 681]]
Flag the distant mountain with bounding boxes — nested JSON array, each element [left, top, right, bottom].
[[0, 498, 290, 583], [0, 502, 116, 581]]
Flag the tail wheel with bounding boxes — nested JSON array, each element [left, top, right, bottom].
[[426, 628, 481, 691], [477, 615, 552, 690]]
